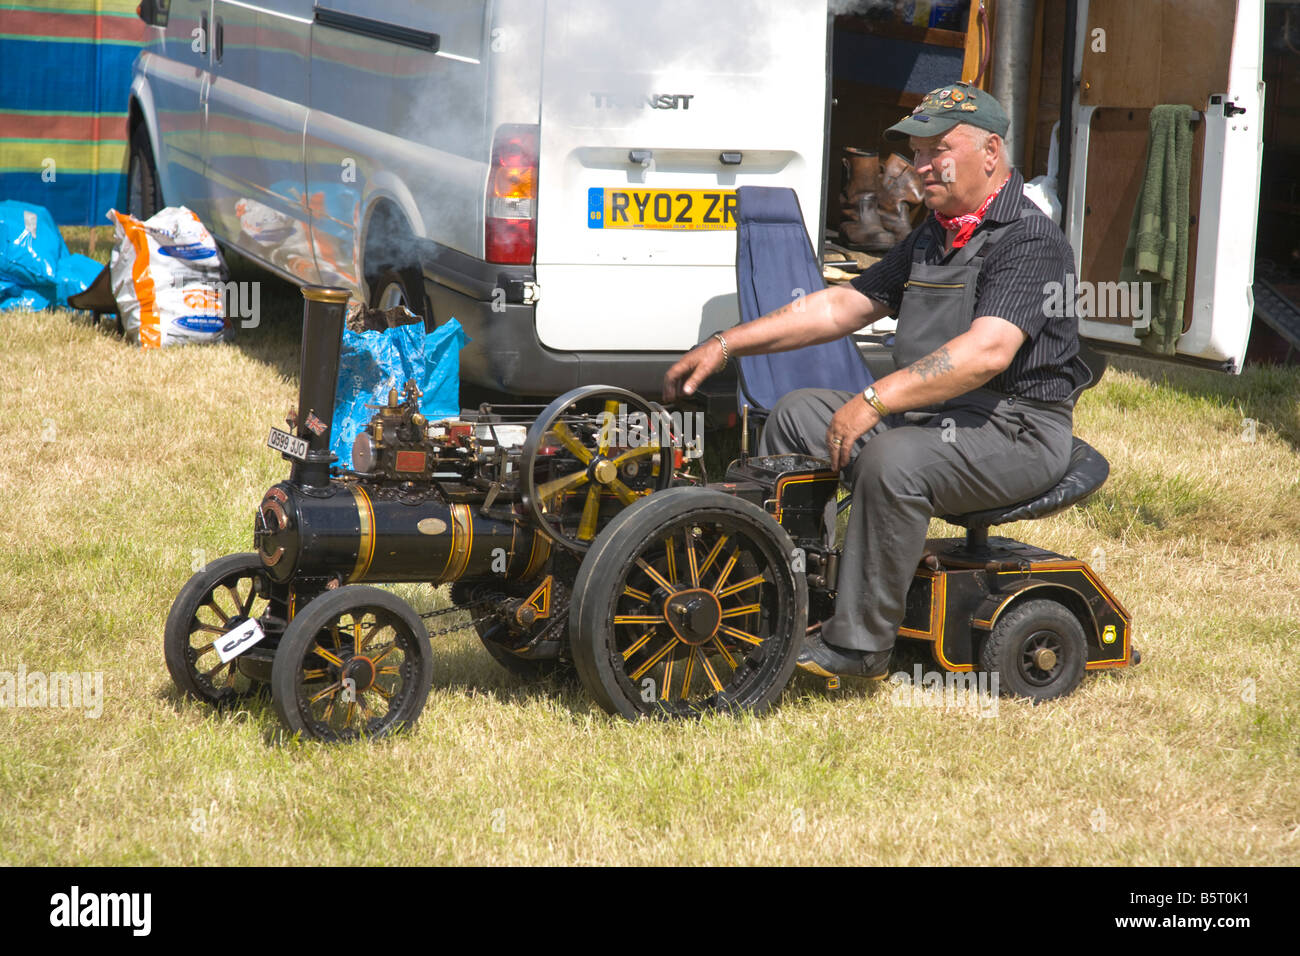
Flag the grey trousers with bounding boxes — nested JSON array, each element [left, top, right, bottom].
[[757, 387, 1075, 652]]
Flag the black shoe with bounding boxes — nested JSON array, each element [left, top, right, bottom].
[[797, 627, 892, 680]]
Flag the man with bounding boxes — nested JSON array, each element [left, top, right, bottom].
[[662, 82, 1092, 679]]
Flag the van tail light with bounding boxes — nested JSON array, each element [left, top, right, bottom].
[[486, 124, 538, 265]]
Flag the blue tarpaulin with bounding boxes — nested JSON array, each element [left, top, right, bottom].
[[0, 200, 103, 311], [331, 319, 469, 469]]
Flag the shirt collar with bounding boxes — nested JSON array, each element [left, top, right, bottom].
[[923, 167, 1024, 248], [981, 167, 1024, 225]]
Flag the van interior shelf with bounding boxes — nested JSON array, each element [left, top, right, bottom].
[[833, 15, 967, 51]]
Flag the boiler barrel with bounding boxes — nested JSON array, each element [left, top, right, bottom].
[[256, 481, 551, 585]]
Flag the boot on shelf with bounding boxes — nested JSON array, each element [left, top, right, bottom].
[[876, 199, 914, 243], [840, 193, 894, 250], [836, 147, 881, 230], [842, 148, 882, 198], [878, 154, 926, 241], [883, 153, 924, 204], [839, 149, 928, 251]]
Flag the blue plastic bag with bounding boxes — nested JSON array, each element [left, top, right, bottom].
[[331, 319, 468, 469], [0, 201, 102, 311]]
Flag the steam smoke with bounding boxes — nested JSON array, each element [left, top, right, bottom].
[[323, 0, 905, 285]]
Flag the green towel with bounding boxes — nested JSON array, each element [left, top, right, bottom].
[[1119, 104, 1195, 356]]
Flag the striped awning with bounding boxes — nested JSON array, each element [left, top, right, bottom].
[[0, 1, 146, 225]]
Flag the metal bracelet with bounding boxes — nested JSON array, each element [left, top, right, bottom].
[[712, 332, 730, 370]]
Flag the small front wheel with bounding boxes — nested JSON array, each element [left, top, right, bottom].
[[164, 553, 285, 706], [271, 586, 433, 741], [978, 598, 1087, 701]]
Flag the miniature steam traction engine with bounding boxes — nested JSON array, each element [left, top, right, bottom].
[[165, 287, 1135, 740]]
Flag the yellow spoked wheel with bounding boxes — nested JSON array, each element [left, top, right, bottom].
[[570, 488, 807, 719], [164, 552, 287, 706], [520, 386, 675, 553], [270, 586, 433, 741]]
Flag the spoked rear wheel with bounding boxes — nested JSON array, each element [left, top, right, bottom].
[[570, 488, 807, 719], [271, 586, 433, 741]]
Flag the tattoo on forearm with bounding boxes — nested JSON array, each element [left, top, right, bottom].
[[908, 346, 954, 382]]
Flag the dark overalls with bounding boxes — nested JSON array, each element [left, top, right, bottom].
[[758, 211, 1077, 653]]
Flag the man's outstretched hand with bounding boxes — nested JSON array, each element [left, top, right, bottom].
[[663, 337, 726, 403]]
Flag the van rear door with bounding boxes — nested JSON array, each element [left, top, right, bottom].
[[533, 0, 829, 353], [1065, 0, 1264, 372]]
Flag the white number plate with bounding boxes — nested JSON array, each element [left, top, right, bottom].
[[267, 426, 309, 460], [215, 619, 267, 664]]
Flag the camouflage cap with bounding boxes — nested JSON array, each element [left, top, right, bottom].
[[884, 81, 1010, 141]]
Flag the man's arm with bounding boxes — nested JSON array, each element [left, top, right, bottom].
[[824, 314, 1026, 470], [662, 285, 891, 401]]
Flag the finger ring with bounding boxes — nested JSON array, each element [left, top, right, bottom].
[[830, 437, 842, 445]]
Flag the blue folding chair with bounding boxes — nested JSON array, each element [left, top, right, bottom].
[[733, 186, 875, 425]]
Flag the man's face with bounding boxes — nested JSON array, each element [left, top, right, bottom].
[[909, 124, 997, 216]]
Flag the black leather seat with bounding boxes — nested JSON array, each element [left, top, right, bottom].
[[939, 437, 1109, 550]]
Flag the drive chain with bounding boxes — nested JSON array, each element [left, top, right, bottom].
[[419, 585, 571, 648], [420, 597, 504, 640]]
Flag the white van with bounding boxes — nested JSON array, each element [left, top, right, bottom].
[[127, 0, 1265, 397]]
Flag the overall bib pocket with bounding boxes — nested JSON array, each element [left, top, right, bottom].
[[890, 226, 998, 370], [892, 263, 981, 368]]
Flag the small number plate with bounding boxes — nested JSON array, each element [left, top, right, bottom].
[[215, 619, 267, 664], [267, 426, 308, 460]]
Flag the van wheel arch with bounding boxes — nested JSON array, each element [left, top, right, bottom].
[[363, 201, 431, 329], [127, 105, 163, 219]]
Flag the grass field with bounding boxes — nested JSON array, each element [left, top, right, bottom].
[[1, 230, 1296, 864]]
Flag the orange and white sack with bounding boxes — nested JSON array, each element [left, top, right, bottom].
[[107, 206, 230, 348]]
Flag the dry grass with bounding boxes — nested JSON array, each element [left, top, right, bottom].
[[0, 269, 1296, 864]]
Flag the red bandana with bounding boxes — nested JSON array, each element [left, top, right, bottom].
[[934, 176, 1011, 248]]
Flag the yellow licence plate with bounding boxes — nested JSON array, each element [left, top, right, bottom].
[[587, 187, 737, 231]]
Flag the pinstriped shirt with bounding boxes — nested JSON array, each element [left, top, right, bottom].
[[850, 168, 1091, 403]]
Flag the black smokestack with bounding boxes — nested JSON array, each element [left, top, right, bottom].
[[294, 286, 350, 490]]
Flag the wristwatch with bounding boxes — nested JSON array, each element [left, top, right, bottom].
[[861, 385, 890, 417]]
